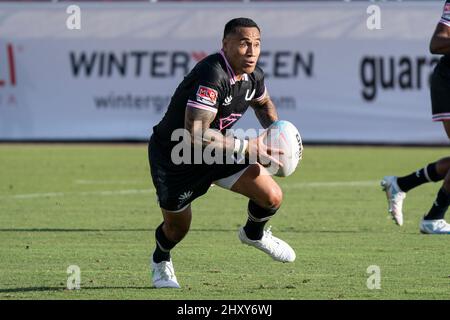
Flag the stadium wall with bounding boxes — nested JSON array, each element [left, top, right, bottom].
[[0, 1, 448, 144]]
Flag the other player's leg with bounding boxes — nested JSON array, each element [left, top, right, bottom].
[[382, 63, 450, 227], [420, 120, 450, 234], [381, 158, 449, 226]]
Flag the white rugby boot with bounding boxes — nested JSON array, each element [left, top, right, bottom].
[[419, 218, 450, 234], [151, 259, 181, 288], [381, 176, 406, 226], [238, 226, 296, 263]]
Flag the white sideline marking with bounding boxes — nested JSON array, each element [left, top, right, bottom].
[[74, 180, 145, 185], [2, 189, 154, 200], [12, 192, 66, 199], [1, 180, 378, 200], [286, 180, 378, 188]]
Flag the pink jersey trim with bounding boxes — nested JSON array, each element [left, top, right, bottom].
[[439, 19, 450, 28], [187, 100, 218, 113], [254, 86, 267, 102], [219, 49, 238, 85], [432, 113, 450, 122]]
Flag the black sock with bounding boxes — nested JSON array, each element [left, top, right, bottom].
[[397, 162, 442, 192], [243, 200, 278, 240], [424, 187, 450, 220], [153, 223, 178, 263]]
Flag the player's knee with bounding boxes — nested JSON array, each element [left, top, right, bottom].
[[164, 222, 190, 242], [437, 157, 450, 173], [443, 170, 450, 190], [443, 121, 450, 139], [264, 185, 283, 209]]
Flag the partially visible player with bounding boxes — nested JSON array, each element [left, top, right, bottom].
[[381, 1, 450, 234], [147, 18, 296, 288]]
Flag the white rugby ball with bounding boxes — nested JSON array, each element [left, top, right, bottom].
[[262, 120, 303, 177]]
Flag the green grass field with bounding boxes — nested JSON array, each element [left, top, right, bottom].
[[1, 144, 449, 300]]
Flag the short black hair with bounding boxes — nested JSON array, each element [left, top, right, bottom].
[[223, 18, 260, 39]]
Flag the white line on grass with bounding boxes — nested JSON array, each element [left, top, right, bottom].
[[74, 180, 146, 185], [286, 180, 378, 188], [1, 180, 378, 200], [2, 189, 154, 200]]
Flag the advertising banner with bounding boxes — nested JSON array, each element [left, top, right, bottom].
[[0, 2, 448, 143]]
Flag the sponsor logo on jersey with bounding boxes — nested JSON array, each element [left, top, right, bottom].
[[196, 85, 218, 106]]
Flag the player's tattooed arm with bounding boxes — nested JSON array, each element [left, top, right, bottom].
[[250, 92, 279, 129], [185, 101, 283, 166], [184, 107, 235, 151], [430, 23, 450, 55]]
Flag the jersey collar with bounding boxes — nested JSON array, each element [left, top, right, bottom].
[[219, 49, 248, 85]]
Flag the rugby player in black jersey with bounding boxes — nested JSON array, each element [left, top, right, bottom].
[[381, 1, 450, 234], [148, 18, 296, 288]]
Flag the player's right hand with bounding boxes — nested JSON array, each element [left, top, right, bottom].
[[246, 131, 284, 168]]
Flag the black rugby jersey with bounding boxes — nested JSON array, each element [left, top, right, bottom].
[[152, 50, 266, 151], [439, 0, 450, 66]]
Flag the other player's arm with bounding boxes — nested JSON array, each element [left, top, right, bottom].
[[250, 89, 279, 129], [430, 22, 450, 54]]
